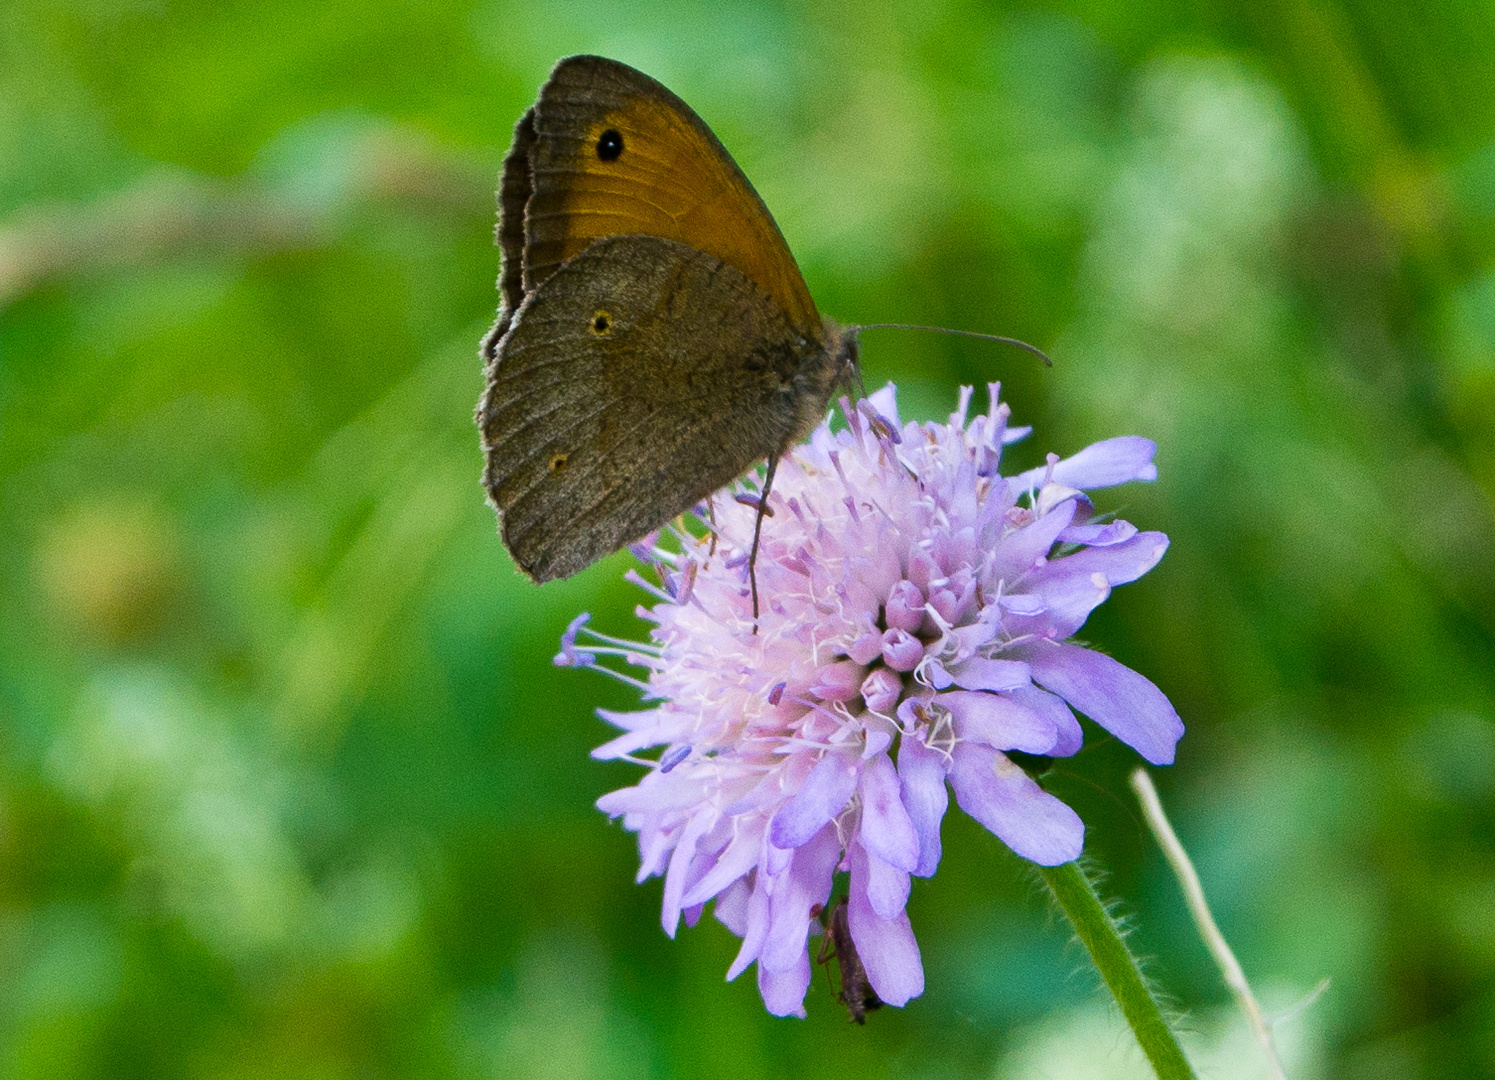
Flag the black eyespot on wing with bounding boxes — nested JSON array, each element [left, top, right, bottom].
[[596, 129, 623, 161], [590, 310, 612, 335]]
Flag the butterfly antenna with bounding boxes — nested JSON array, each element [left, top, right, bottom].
[[854, 324, 1053, 367]]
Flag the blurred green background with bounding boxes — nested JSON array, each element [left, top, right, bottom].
[[2, 0, 1494, 1077]]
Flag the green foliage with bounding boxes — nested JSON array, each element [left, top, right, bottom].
[[2, 1, 1493, 1076]]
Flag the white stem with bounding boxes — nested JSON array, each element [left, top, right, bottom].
[[1130, 767, 1290, 1080]]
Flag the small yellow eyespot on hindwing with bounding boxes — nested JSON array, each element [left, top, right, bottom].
[[589, 310, 613, 335], [548, 453, 570, 473]]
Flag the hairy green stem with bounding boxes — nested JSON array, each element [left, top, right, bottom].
[[1039, 860, 1198, 1080]]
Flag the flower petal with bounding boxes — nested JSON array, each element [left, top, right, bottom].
[[682, 816, 768, 907], [1022, 640, 1183, 765], [862, 723, 893, 759], [950, 657, 1031, 692], [1005, 684, 1084, 757], [897, 734, 950, 877], [922, 657, 955, 690], [949, 743, 1083, 865], [847, 842, 924, 1007], [726, 874, 772, 980], [768, 752, 858, 850], [1059, 520, 1138, 546], [858, 753, 919, 873], [1013, 436, 1158, 491], [761, 825, 841, 973], [885, 580, 926, 632], [865, 848, 912, 920], [596, 777, 710, 817], [999, 593, 1046, 616], [881, 628, 923, 672], [1020, 532, 1170, 636], [714, 876, 751, 936], [591, 726, 668, 761], [1028, 571, 1111, 639], [758, 949, 812, 1017], [940, 690, 1058, 753], [662, 810, 717, 937], [809, 659, 866, 702], [867, 383, 901, 428], [989, 498, 1076, 583], [860, 668, 902, 714], [595, 707, 666, 732], [848, 631, 883, 665]]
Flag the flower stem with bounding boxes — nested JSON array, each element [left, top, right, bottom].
[[1039, 860, 1198, 1080]]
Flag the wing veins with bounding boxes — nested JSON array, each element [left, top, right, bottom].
[[485, 377, 603, 439], [502, 397, 662, 532]]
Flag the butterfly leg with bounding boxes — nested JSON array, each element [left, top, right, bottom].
[[813, 904, 839, 996], [747, 454, 779, 629]]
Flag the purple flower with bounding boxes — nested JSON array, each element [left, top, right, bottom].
[[564, 384, 1183, 1017]]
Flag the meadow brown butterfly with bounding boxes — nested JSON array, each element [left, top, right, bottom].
[[475, 55, 857, 594]]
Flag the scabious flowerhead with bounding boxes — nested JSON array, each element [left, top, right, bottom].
[[558, 384, 1183, 1017]]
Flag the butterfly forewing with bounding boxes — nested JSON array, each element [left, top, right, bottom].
[[521, 55, 823, 341], [490, 107, 538, 346]]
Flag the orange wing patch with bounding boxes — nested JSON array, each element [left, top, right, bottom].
[[520, 55, 823, 342]]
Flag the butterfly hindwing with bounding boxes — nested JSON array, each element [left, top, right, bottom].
[[480, 234, 821, 581]]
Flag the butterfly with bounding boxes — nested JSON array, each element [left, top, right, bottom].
[[475, 55, 859, 608]]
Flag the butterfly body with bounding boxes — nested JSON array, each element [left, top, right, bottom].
[[477, 55, 857, 582]]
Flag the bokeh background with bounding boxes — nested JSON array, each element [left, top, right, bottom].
[[3, 0, 1494, 1077]]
